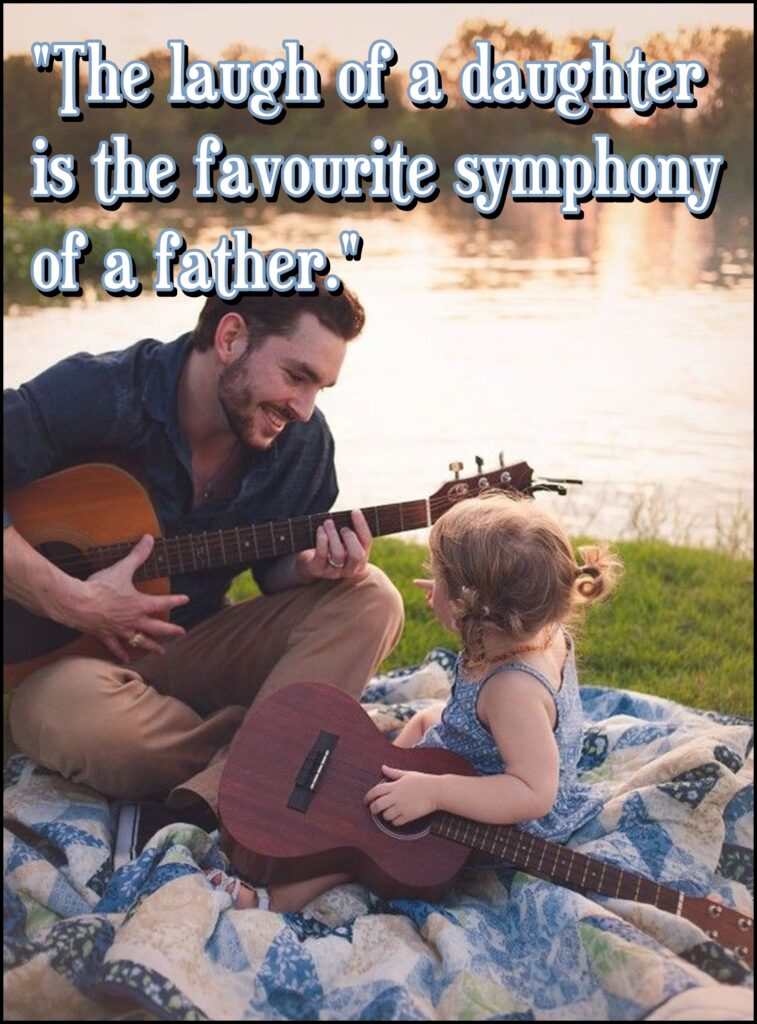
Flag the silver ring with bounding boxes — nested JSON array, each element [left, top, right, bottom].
[[327, 557, 346, 570], [128, 630, 147, 648]]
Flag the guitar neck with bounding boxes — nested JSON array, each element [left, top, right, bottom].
[[83, 500, 432, 581], [433, 814, 681, 913]]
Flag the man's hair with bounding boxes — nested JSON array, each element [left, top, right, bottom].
[[190, 282, 366, 352]]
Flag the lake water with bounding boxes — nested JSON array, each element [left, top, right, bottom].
[[4, 199, 753, 554]]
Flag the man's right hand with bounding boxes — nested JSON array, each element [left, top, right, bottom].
[[3, 526, 189, 665], [76, 534, 190, 662]]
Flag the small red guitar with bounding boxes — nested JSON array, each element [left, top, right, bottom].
[[3, 455, 573, 691], [219, 681, 754, 970]]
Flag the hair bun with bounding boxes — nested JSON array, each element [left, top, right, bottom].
[[576, 565, 601, 579]]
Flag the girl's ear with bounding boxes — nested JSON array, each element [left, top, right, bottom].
[[447, 599, 465, 635]]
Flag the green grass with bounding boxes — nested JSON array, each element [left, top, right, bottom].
[[230, 537, 754, 718]]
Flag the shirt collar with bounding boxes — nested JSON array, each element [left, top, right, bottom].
[[140, 333, 192, 425]]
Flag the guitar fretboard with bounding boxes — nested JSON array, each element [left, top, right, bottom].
[[432, 814, 681, 913], [64, 501, 431, 581]]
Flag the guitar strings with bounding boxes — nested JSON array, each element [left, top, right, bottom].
[[29, 466, 532, 577], [284, 761, 711, 912], [39, 499, 437, 577]]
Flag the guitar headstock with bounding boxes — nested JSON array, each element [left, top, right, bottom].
[[682, 893, 753, 969], [427, 455, 582, 524]]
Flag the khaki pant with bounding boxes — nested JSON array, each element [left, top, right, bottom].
[[9, 566, 404, 816]]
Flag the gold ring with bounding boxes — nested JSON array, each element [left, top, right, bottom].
[[128, 631, 147, 648]]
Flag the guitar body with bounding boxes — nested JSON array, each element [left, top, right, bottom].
[[4, 463, 166, 690], [219, 682, 477, 899]]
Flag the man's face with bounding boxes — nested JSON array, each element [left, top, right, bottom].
[[218, 312, 347, 450]]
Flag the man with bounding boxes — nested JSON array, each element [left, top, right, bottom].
[[4, 282, 404, 822]]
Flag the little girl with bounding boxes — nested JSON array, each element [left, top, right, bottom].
[[217, 491, 622, 911]]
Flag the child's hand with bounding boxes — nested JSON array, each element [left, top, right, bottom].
[[413, 578, 434, 608], [364, 765, 441, 825], [414, 577, 458, 633]]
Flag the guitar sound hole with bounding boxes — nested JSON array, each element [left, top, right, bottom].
[[371, 811, 435, 841], [38, 541, 94, 580], [3, 542, 93, 665]]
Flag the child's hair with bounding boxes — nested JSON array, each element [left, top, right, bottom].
[[429, 492, 623, 670]]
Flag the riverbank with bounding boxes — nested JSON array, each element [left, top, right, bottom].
[[232, 536, 754, 717]]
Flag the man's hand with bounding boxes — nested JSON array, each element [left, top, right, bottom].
[[364, 765, 442, 825], [75, 534, 189, 662], [295, 509, 372, 583]]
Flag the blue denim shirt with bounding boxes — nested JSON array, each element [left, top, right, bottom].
[[3, 334, 338, 629]]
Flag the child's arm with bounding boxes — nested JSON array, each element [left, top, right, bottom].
[[391, 701, 446, 748], [365, 674, 559, 826]]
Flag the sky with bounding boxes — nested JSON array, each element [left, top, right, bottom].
[[4, 3, 754, 67]]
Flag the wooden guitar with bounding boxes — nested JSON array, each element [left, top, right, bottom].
[[219, 681, 754, 970], [3, 456, 573, 691]]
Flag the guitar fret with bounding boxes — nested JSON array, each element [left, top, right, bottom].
[[204, 532, 211, 565], [525, 832, 536, 870], [580, 856, 590, 889], [373, 507, 380, 536], [597, 861, 607, 894], [269, 521, 276, 555], [219, 529, 226, 565], [235, 527, 243, 562], [536, 840, 547, 875], [566, 850, 577, 884]]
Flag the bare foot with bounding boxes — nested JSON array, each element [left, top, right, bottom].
[[205, 869, 262, 909], [206, 869, 351, 912]]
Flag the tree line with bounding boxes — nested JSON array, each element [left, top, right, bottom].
[[4, 21, 753, 201]]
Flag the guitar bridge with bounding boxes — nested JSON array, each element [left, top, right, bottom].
[[287, 731, 339, 813]]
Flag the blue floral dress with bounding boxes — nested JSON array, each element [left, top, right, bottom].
[[416, 635, 603, 842]]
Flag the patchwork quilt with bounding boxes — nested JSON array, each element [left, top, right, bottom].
[[3, 650, 754, 1020]]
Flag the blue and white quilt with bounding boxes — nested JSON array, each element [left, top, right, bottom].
[[3, 650, 754, 1020]]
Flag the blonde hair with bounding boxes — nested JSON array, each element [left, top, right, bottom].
[[429, 492, 623, 671]]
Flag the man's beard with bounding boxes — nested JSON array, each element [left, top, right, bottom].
[[217, 355, 260, 448], [217, 354, 291, 450]]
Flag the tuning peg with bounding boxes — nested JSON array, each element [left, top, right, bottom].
[[448, 461, 463, 480], [475, 455, 484, 473]]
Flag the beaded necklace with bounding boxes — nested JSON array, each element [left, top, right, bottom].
[[486, 623, 558, 664]]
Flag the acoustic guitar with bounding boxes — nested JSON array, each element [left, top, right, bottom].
[[218, 681, 754, 970], [3, 455, 575, 691]]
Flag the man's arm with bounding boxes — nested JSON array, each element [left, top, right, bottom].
[[4, 525, 190, 662], [4, 347, 193, 661]]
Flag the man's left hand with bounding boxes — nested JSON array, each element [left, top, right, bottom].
[[295, 509, 372, 583]]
